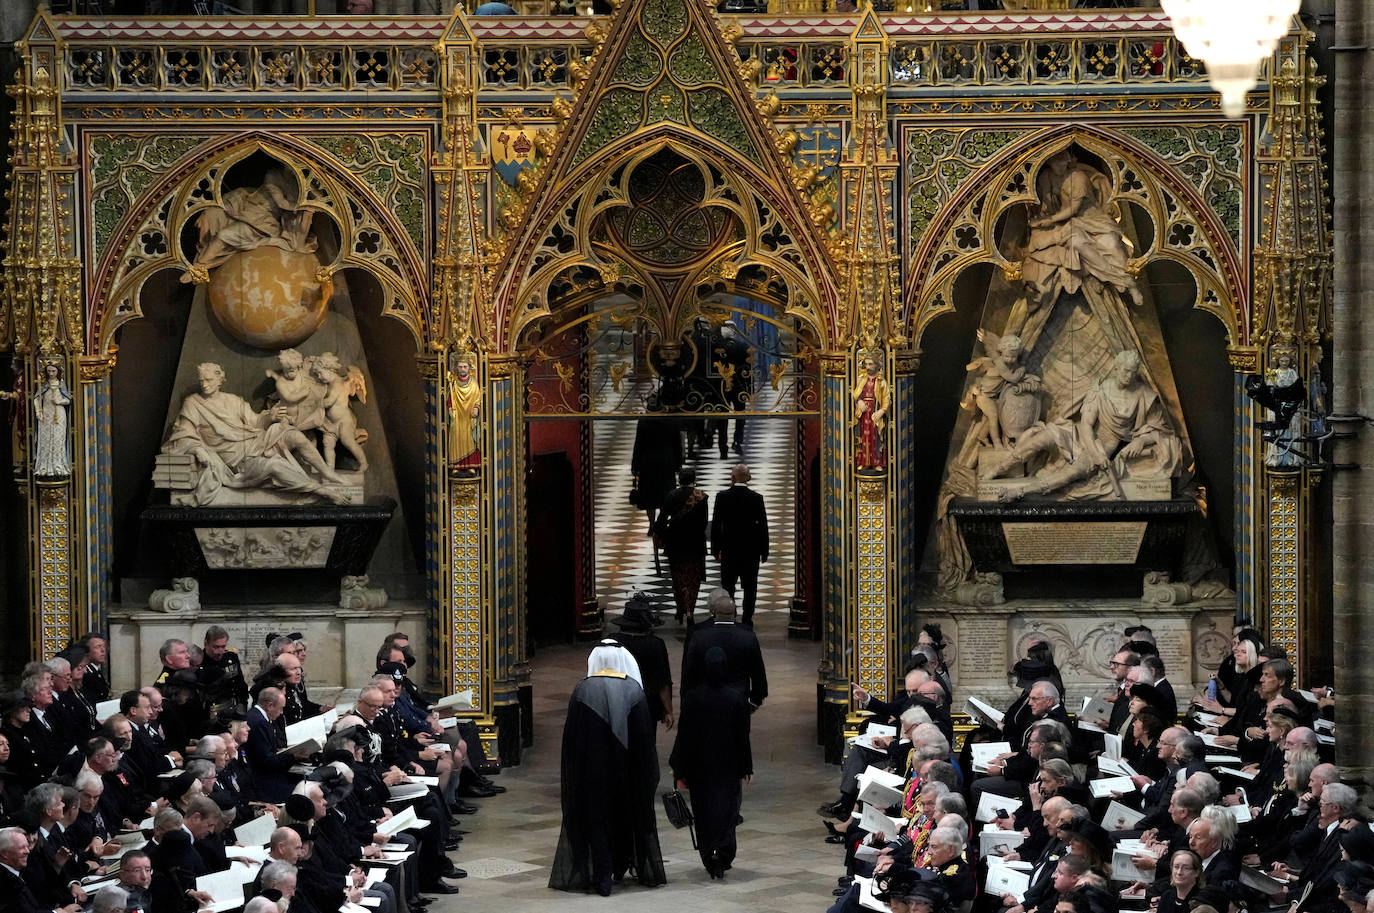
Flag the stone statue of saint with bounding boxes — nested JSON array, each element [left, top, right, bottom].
[[0, 372, 26, 470], [1006, 149, 1144, 356], [162, 362, 349, 505], [851, 353, 889, 471], [31, 362, 71, 478], [983, 349, 1181, 501], [447, 357, 482, 470], [180, 169, 316, 284]]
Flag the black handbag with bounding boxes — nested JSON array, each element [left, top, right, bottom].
[[661, 789, 697, 847]]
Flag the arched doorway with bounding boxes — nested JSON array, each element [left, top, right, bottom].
[[501, 145, 828, 761]]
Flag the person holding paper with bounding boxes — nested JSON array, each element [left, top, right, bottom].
[[669, 646, 753, 879], [819, 669, 927, 821], [245, 688, 302, 803], [549, 641, 666, 896], [1188, 811, 1240, 884]]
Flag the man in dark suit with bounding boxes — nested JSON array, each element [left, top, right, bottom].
[[680, 589, 767, 712], [120, 691, 176, 793], [22, 678, 70, 782], [1139, 654, 1178, 723], [711, 463, 769, 626], [0, 824, 79, 913], [1188, 814, 1241, 884], [245, 688, 302, 803]]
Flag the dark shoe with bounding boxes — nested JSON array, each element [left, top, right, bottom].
[[409, 897, 434, 907], [823, 820, 844, 838], [833, 887, 849, 897], [817, 800, 846, 819], [731, 443, 742, 454], [476, 778, 506, 794], [421, 881, 460, 895], [596, 876, 613, 897], [824, 834, 846, 845], [837, 876, 853, 887], [443, 838, 462, 851], [452, 828, 470, 836], [444, 867, 467, 879], [458, 783, 497, 798], [450, 800, 479, 815]]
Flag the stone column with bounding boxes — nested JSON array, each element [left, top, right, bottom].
[[1330, 0, 1374, 785], [486, 356, 528, 765], [816, 353, 849, 761]]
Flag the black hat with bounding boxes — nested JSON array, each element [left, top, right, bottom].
[[321, 749, 355, 767], [377, 661, 407, 684], [210, 790, 238, 813], [1060, 817, 1114, 862], [284, 794, 315, 822], [56, 645, 88, 666], [608, 594, 664, 632], [307, 765, 354, 807], [1192, 886, 1231, 912], [1127, 639, 1159, 656], [1012, 658, 1055, 690], [0, 691, 27, 717], [921, 623, 946, 651], [1129, 682, 1168, 715], [1341, 827, 1374, 864], [162, 771, 198, 803], [1268, 705, 1301, 725], [1124, 625, 1152, 638]]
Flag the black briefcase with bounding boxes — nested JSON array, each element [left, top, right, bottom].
[[661, 789, 698, 848]]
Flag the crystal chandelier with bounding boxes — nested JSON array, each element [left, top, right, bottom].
[[1161, 0, 1300, 117]]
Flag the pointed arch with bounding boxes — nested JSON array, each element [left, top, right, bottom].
[[902, 124, 1246, 352], [499, 129, 831, 355], [88, 131, 431, 356], [486, 0, 841, 354]]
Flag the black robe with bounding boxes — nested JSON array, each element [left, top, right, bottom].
[[549, 672, 666, 892], [669, 680, 752, 875]]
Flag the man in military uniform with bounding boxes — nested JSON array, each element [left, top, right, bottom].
[[198, 626, 248, 719]]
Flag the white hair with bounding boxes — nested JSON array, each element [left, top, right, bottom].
[[91, 887, 128, 913], [587, 640, 642, 686]]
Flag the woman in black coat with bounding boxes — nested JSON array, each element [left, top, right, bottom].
[[669, 647, 753, 879]]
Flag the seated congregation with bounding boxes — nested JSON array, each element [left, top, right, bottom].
[[0, 628, 504, 913], [818, 624, 1356, 913]]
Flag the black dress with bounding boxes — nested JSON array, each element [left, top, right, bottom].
[[549, 672, 666, 893], [631, 418, 683, 512], [670, 662, 753, 876]]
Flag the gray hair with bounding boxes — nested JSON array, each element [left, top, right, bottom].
[[1030, 680, 1060, 702], [74, 771, 102, 794], [259, 860, 297, 891], [191, 735, 224, 760], [154, 808, 184, 833], [24, 782, 62, 817], [186, 759, 216, 780], [936, 792, 968, 820], [244, 900, 279, 913], [0, 827, 25, 851], [1185, 771, 1220, 805], [91, 887, 129, 913], [43, 658, 70, 677], [910, 724, 950, 762], [1324, 782, 1360, 817], [899, 705, 932, 728], [157, 639, 187, 662], [1198, 805, 1238, 848], [707, 588, 735, 617], [204, 625, 229, 643], [929, 825, 966, 852]]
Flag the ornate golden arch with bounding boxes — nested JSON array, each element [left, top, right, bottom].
[[88, 133, 431, 356], [903, 126, 1246, 351], [500, 134, 830, 358]]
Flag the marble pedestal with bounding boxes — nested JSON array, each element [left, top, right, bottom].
[[106, 601, 428, 693], [919, 597, 1237, 707]]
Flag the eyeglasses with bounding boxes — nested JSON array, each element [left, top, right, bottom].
[[356, 699, 381, 709]]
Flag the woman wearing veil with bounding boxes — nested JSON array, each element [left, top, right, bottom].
[[549, 640, 667, 896]]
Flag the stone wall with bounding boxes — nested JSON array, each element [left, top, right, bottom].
[[107, 601, 429, 693]]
